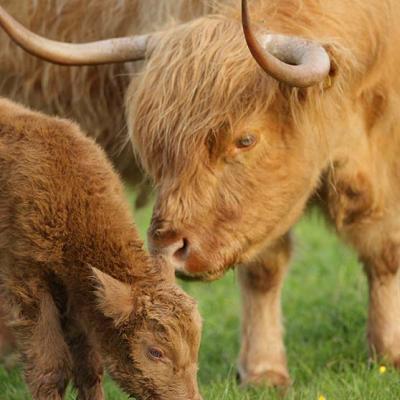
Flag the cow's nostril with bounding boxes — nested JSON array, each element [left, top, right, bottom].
[[173, 238, 190, 261]]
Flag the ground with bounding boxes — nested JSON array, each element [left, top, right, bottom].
[[1, 192, 399, 400]]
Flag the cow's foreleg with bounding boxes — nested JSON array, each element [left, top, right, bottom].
[[237, 234, 291, 388], [362, 246, 400, 367], [324, 159, 400, 367]]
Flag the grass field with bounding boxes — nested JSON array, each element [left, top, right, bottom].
[[1, 195, 399, 400]]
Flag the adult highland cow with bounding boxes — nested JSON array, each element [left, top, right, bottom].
[[1, 0, 400, 389]]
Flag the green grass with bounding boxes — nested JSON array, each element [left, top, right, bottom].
[[1, 195, 399, 400]]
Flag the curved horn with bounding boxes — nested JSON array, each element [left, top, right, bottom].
[[0, 5, 156, 66], [242, 0, 331, 88]]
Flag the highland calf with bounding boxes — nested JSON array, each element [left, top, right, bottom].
[[0, 98, 202, 400]]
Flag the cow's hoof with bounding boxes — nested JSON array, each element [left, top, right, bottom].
[[381, 355, 400, 370], [368, 352, 400, 370], [237, 369, 291, 389]]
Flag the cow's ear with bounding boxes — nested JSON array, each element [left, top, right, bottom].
[[91, 267, 134, 326]]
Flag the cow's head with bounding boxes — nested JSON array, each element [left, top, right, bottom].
[[128, 4, 334, 280], [0, 0, 336, 281]]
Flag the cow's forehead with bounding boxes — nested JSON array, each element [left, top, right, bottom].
[[130, 15, 278, 180]]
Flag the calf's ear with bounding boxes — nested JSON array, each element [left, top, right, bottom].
[[91, 267, 134, 326]]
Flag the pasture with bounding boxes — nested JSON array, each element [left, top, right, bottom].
[[0, 191, 398, 400]]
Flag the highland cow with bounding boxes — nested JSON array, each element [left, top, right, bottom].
[[2, 0, 400, 391], [0, 98, 202, 400]]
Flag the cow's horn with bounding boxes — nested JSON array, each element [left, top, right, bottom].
[[0, 6, 157, 65], [242, 0, 331, 88]]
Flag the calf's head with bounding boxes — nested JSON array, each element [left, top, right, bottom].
[[92, 268, 202, 400]]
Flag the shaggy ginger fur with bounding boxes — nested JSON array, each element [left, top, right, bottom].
[[0, 98, 202, 400], [0, 0, 216, 183], [127, 0, 400, 388]]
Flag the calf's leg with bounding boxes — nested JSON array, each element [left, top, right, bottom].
[[237, 234, 291, 387], [65, 315, 104, 400], [0, 299, 16, 361], [8, 285, 72, 400]]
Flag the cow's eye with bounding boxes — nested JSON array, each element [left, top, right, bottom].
[[147, 347, 164, 361], [235, 134, 257, 149]]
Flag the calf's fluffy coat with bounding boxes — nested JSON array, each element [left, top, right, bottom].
[[0, 98, 202, 400]]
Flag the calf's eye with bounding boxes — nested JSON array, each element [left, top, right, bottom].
[[235, 134, 257, 150], [147, 347, 164, 361]]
